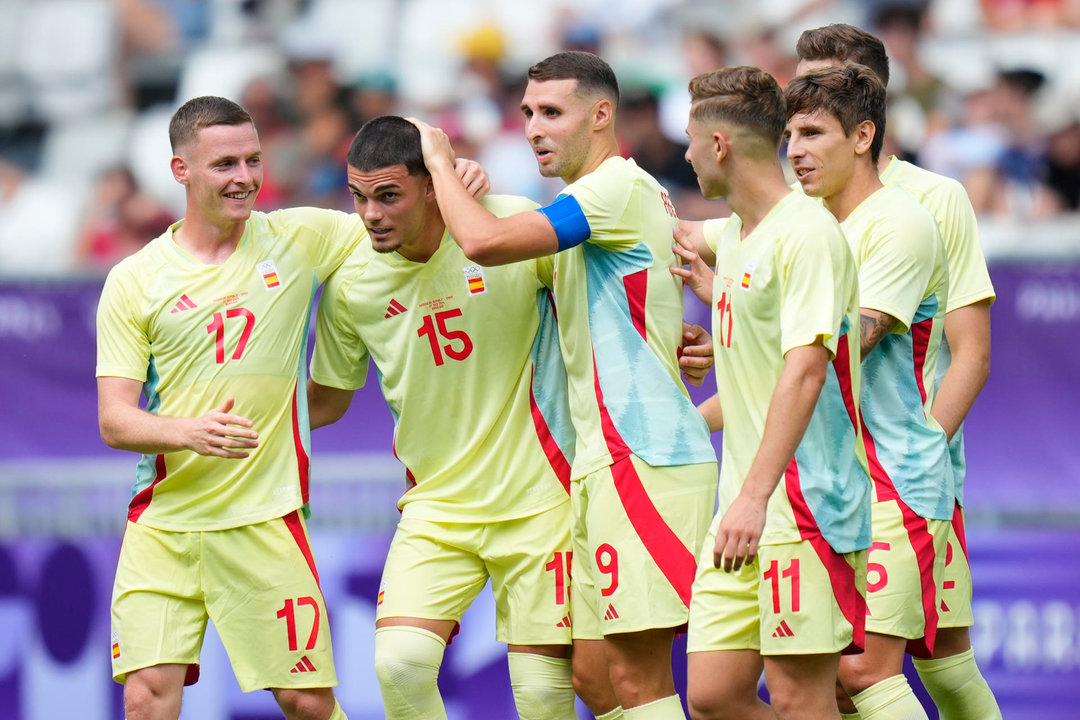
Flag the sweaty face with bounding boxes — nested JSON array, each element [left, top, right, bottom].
[[785, 109, 859, 202], [521, 78, 596, 182], [684, 116, 724, 199], [347, 164, 433, 255], [178, 122, 263, 226]]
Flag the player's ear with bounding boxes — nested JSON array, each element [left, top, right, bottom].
[[171, 155, 189, 185], [592, 97, 613, 131], [854, 119, 876, 157], [713, 130, 728, 164]]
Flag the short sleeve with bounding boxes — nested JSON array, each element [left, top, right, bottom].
[[937, 182, 995, 312], [857, 212, 939, 332], [777, 228, 846, 358], [269, 207, 369, 284], [95, 264, 151, 381], [310, 270, 370, 390], [702, 216, 732, 256]]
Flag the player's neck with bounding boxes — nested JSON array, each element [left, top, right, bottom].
[[172, 213, 245, 265], [727, 163, 792, 236], [562, 135, 620, 184], [396, 216, 446, 264], [824, 162, 883, 223]]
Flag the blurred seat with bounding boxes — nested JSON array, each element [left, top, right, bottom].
[[174, 43, 285, 104], [126, 105, 184, 216], [39, 111, 133, 185], [13, 0, 120, 123]]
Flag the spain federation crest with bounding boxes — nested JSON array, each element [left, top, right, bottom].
[[464, 264, 487, 295]]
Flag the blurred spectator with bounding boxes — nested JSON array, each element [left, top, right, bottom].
[[1037, 97, 1080, 212], [980, 0, 1080, 31], [921, 82, 1008, 212], [992, 68, 1054, 217], [73, 165, 172, 272]]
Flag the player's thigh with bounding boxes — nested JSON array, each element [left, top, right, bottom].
[[580, 456, 716, 635], [569, 477, 603, 641], [865, 499, 949, 652], [111, 521, 207, 684], [938, 504, 974, 629], [485, 501, 573, 646], [756, 540, 866, 657], [686, 645, 764, 716], [688, 517, 762, 654], [377, 512, 489, 625], [202, 511, 337, 692]]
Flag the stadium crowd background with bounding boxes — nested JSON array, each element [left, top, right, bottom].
[[1, 0, 1079, 719], [2, 0, 1080, 274]]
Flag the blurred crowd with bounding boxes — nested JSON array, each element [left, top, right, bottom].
[[2, 0, 1080, 276]]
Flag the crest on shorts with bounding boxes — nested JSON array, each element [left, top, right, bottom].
[[464, 264, 487, 295]]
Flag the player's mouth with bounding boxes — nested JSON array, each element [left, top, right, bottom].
[[368, 226, 393, 240], [225, 191, 253, 201], [792, 166, 814, 183], [534, 146, 554, 162]]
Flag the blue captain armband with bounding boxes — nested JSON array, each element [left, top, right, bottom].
[[536, 194, 591, 251]]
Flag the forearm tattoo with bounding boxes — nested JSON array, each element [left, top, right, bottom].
[[860, 311, 896, 358]]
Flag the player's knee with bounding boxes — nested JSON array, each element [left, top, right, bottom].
[[372, 625, 446, 691], [508, 652, 575, 720], [272, 687, 336, 720], [686, 688, 744, 720], [123, 668, 184, 719], [838, 660, 880, 700]]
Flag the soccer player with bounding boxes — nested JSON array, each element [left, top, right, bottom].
[[672, 65, 870, 720], [785, 64, 953, 720], [96, 96, 359, 720], [795, 25, 1000, 720], [306, 115, 578, 720], [410, 51, 719, 719]]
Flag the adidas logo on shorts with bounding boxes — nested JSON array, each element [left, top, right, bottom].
[[771, 620, 795, 638], [290, 656, 317, 673], [603, 604, 619, 621]]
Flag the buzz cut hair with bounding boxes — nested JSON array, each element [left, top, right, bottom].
[[347, 115, 428, 177], [527, 51, 620, 107], [169, 96, 253, 153], [795, 24, 890, 87], [784, 63, 888, 165], [688, 65, 786, 149]]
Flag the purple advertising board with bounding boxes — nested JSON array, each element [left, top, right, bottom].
[[0, 527, 1075, 719], [0, 262, 1078, 717]]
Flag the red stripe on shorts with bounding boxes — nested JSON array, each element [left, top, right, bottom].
[[897, 499, 940, 658], [609, 455, 696, 607], [528, 366, 572, 494], [951, 502, 968, 561], [283, 510, 321, 588], [785, 459, 866, 654], [128, 454, 167, 523], [290, 382, 311, 505]]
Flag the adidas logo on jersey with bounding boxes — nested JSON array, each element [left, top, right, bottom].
[[384, 299, 407, 318], [169, 294, 197, 313], [556, 614, 572, 628], [771, 620, 795, 638], [290, 656, 317, 673], [603, 604, 619, 621]]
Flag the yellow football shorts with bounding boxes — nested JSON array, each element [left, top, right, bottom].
[[111, 511, 337, 692], [937, 502, 974, 629], [688, 523, 867, 656], [375, 501, 573, 646], [570, 455, 717, 639], [864, 498, 950, 657]]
